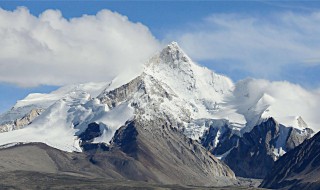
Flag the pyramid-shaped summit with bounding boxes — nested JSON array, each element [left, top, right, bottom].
[[144, 41, 234, 102], [145, 41, 194, 74], [159, 41, 191, 64]]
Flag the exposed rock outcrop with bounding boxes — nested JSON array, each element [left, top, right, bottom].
[[0, 108, 43, 133]]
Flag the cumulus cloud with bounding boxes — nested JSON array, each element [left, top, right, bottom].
[[168, 11, 320, 81], [0, 7, 160, 87]]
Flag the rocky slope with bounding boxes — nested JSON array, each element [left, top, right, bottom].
[[105, 116, 235, 185], [260, 131, 320, 190]]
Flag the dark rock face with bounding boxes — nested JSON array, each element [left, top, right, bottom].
[[223, 118, 279, 178], [201, 117, 313, 179], [78, 122, 108, 152], [79, 123, 102, 141], [111, 121, 138, 157], [200, 120, 240, 156], [261, 131, 320, 190], [81, 143, 109, 152]]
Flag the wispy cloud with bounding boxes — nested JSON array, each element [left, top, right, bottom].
[[0, 7, 160, 87], [167, 11, 320, 83], [259, 1, 320, 12]]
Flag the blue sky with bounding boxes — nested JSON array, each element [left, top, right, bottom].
[[0, 1, 320, 113]]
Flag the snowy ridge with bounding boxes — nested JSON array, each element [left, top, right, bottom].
[[0, 82, 110, 126], [14, 82, 110, 109]]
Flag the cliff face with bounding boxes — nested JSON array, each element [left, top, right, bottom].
[[261, 131, 320, 190], [200, 118, 313, 178]]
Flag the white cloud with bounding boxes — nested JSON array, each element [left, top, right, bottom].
[[0, 7, 160, 87], [168, 11, 320, 80]]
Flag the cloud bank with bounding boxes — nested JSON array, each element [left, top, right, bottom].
[[0, 7, 160, 87], [1, 8, 319, 88], [170, 12, 320, 82]]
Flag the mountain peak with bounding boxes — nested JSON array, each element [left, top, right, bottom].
[[143, 42, 195, 89], [159, 41, 190, 64], [167, 41, 180, 49]]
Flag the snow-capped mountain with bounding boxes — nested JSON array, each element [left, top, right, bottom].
[[0, 42, 315, 161], [0, 42, 233, 151], [0, 42, 316, 147]]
